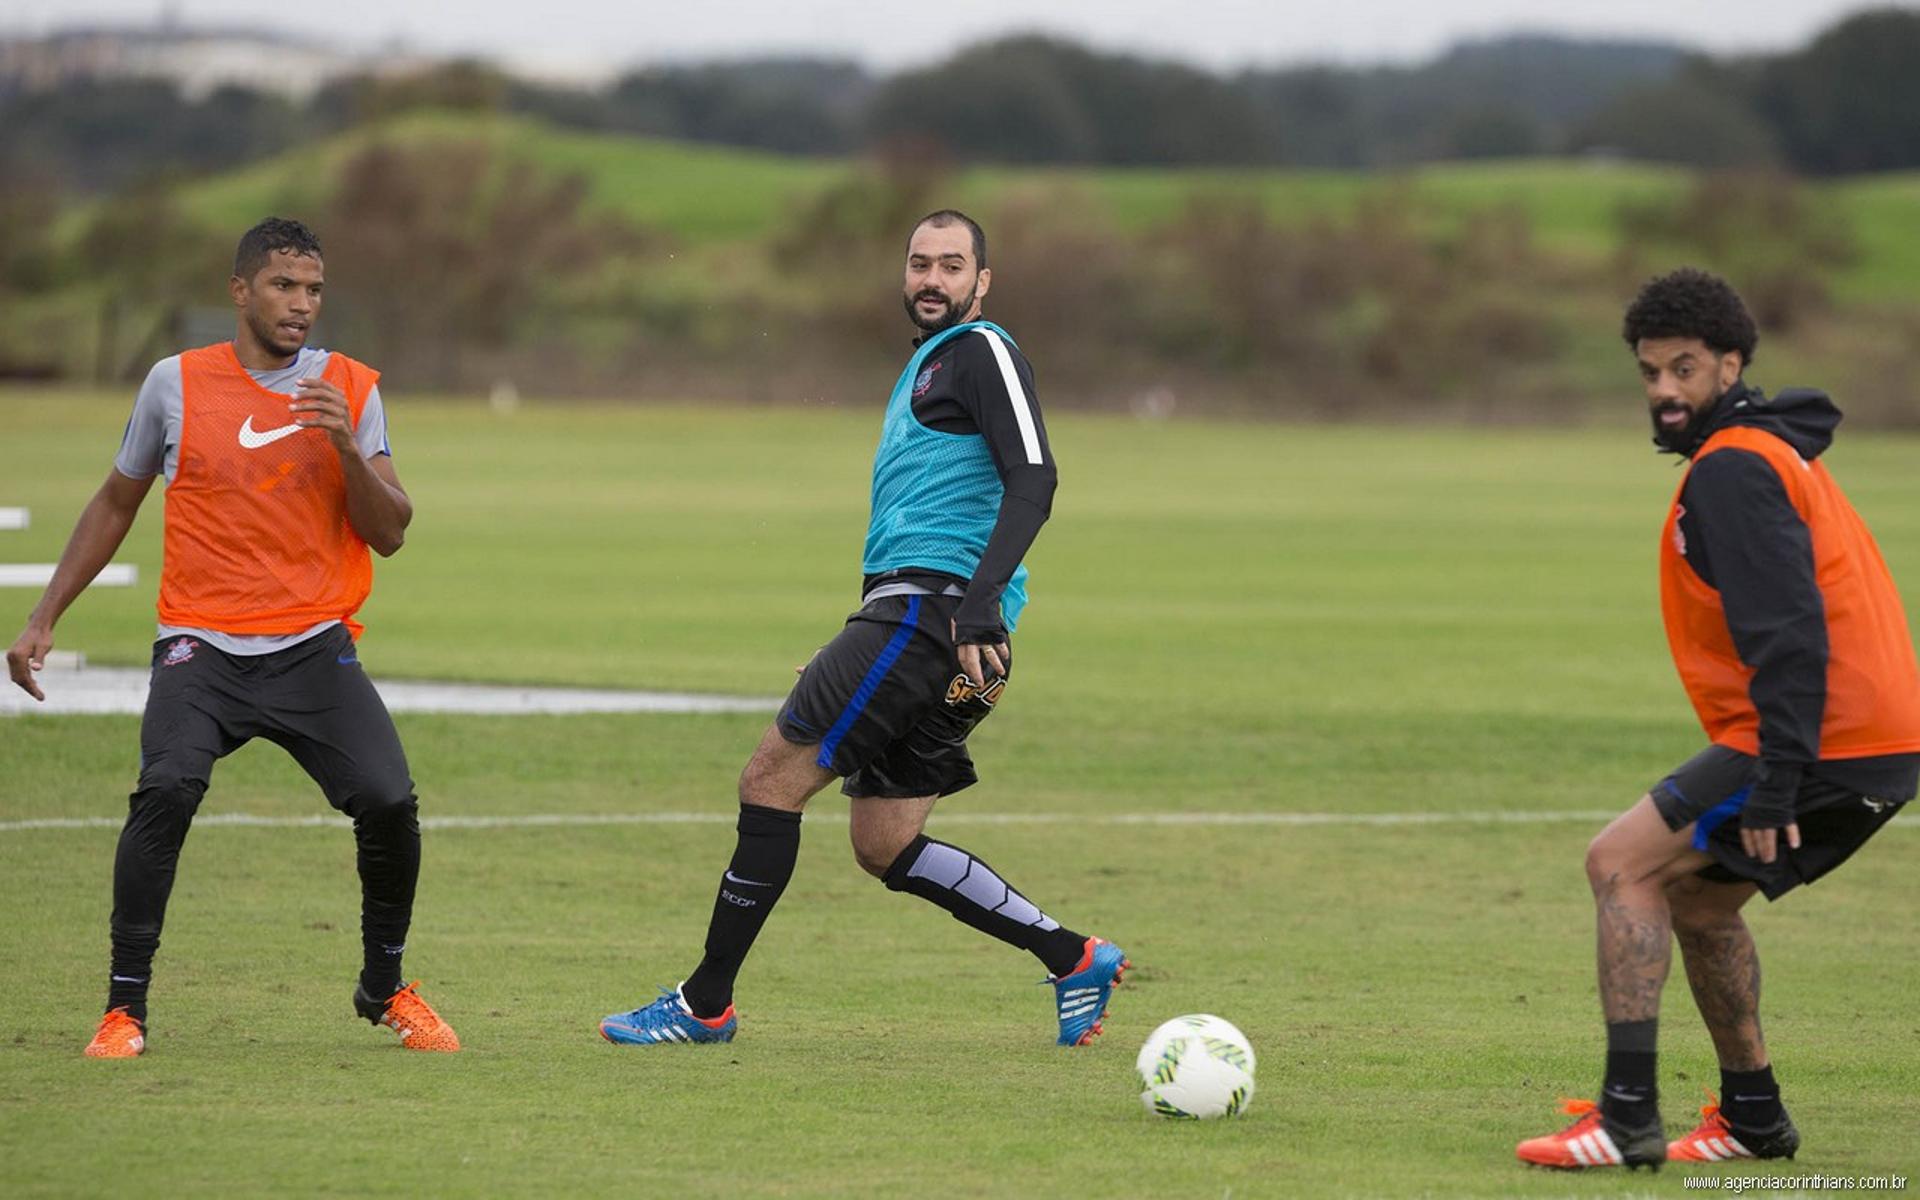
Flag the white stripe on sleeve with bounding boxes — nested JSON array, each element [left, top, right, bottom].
[[974, 328, 1044, 465]]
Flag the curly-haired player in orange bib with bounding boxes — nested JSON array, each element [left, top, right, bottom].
[[1516, 268, 1919, 1170]]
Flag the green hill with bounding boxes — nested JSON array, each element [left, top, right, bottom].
[[159, 111, 1919, 305], [1829, 172, 1920, 305], [181, 112, 848, 245], [176, 112, 1687, 251]]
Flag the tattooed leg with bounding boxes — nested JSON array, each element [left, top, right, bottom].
[[1668, 875, 1768, 1070], [1585, 797, 1717, 1023], [1594, 886, 1672, 1021]]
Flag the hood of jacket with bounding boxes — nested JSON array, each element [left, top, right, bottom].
[[1665, 380, 1842, 461]]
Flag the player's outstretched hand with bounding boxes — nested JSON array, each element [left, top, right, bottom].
[[6, 625, 51, 701]]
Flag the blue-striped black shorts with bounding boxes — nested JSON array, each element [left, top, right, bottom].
[[776, 593, 1007, 799], [1650, 744, 1909, 899]]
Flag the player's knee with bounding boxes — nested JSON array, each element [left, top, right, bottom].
[[737, 746, 811, 812], [344, 780, 417, 825], [129, 764, 208, 820], [1668, 900, 1713, 938], [1584, 830, 1632, 895], [852, 841, 892, 879], [1666, 880, 1743, 935], [737, 735, 790, 804], [738, 756, 773, 808], [851, 828, 912, 880]]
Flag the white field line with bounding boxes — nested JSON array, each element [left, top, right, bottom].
[[0, 809, 1644, 834], [0, 563, 137, 587], [0, 664, 779, 716]]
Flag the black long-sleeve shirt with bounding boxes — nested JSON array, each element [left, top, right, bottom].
[[1672, 383, 1919, 803]]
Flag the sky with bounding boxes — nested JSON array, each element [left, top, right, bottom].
[[0, 0, 1897, 74]]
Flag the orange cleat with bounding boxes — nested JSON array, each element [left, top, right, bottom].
[[1668, 1093, 1800, 1163], [354, 981, 460, 1052], [1516, 1099, 1665, 1170], [83, 1007, 146, 1058]]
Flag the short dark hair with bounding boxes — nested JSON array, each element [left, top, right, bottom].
[[234, 217, 322, 280], [911, 209, 987, 270], [1621, 267, 1758, 366]]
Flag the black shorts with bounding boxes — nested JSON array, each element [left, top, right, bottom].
[[776, 593, 1006, 799], [1650, 744, 1912, 900], [139, 624, 413, 818]]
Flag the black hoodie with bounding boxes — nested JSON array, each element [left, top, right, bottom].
[[1669, 382, 1918, 815]]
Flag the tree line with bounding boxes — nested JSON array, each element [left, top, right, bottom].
[[3, 8, 1917, 194]]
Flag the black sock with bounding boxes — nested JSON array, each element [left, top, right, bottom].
[[353, 800, 420, 1000], [681, 804, 802, 1018], [1601, 1018, 1660, 1124], [1720, 1064, 1783, 1126], [106, 981, 148, 1026], [358, 968, 403, 1000], [881, 835, 1088, 977]]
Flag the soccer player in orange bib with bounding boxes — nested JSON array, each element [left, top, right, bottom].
[[6, 218, 458, 1056], [1516, 269, 1919, 1169]]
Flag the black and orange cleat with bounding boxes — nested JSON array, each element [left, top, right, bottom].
[[83, 1007, 146, 1058], [1668, 1093, 1800, 1163], [354, 981, 460, 1052], [1516, 1099, 1665, 1170]]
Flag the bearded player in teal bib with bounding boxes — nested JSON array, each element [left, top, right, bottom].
[[601, 211, 1129, 1049]]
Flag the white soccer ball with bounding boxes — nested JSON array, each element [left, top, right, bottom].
[[1136, 1014, 1256, 1119]]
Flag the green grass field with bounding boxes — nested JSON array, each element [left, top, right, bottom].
[[4, 387, 1919, 1197]]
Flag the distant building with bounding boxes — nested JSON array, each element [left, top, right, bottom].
[[0, 25, 430, 99]]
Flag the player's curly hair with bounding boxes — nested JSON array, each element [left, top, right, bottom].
[[234, 217, 322, 280], [1621, 267, 1758, 366]]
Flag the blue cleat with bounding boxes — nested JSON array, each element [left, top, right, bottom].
[[599, 983, 737, 1045], [1048, 937, 1129, 1046]]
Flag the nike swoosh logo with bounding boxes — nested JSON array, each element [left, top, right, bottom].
[[723, 870, 768, 887], [238, 415, 304, 449]]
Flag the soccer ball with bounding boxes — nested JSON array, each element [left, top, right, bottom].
[[1136, 1014, 1256, 1119]]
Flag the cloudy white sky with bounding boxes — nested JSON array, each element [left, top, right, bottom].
[[0, 0, 1897, 72]]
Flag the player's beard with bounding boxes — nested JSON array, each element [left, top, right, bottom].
[[904, 284, 978, 333], [1649, 388, 1723, 455], [246, 308, 306, 358]]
